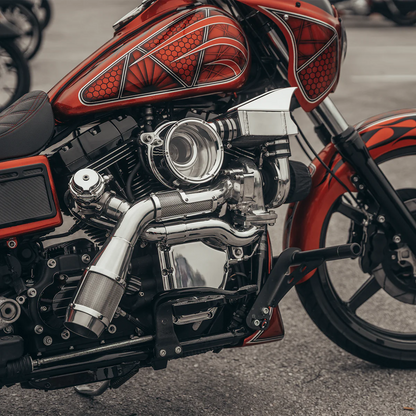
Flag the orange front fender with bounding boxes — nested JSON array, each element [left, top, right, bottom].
[[283, 109, 416, 283]]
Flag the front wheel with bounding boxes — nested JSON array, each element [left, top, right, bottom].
[[296, 146, 416, 367]]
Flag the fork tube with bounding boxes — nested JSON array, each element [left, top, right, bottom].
[[317, 99, 416, 254], [311, 97, 349, 136]]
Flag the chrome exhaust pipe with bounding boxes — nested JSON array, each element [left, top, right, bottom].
[[65, 172, 234, 339], [143, 218, 263, 247], [65, 198, 156, 339]]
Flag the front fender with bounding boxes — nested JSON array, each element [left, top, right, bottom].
[[283, 109, 416, 282]]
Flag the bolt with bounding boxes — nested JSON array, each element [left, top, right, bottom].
[[108, 324, 117, 334], [40, 306, 48, 312], [391, 254, 397, 260], [7, 239, 17, 249], [253, 319, 261, 327], [234, 248, 243, 257], [135, 327, 144, 336], [377, 215, 385, 223], [358, 184, 365, 190], [43, 336, 53, 346], [175, 346, 182, 355], [393, 235, 401, 244], [139, 292, 145, 297], [27, 288, 37, 298], [61, 330, 70, 340], [100, 340, 106, 345], [69, 346, 74, 350], [4, 325, 13, 334], [59, 274, 67, 281], [352, 176, 359, 183], [34, 325, 44, 334], [262, 307, 270, 316], [81, 254, 91, 264], [283, 13, 289, 20], [159, 349, 167, 357], [47, 259, 57, 269], [16, 296, 26, 305]]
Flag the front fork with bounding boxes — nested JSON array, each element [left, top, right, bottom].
[[308, 98, 416, 255]]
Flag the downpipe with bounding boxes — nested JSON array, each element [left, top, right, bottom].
[[65, 177, 236, 339], [142, 218, 263, 247]]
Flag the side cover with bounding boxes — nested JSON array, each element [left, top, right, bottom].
[[283, 109, 416, 282], [237, 0, 343, 112], [49, 2, 250, 121], [0, 156, 62, 240]]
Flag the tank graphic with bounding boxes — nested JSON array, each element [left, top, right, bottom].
[[50, 6, 250, 120]]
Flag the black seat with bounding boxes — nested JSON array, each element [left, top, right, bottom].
[[0, 91, 55, 161]]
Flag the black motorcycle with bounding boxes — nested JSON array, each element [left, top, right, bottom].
[[331, 0, 416, 25]]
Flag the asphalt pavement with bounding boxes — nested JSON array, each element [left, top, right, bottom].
[[2, 2, 416, 415]]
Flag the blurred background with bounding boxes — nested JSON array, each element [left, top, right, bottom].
[[1, 1, 416, 415]]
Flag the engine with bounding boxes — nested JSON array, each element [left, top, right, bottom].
[[0, 88, 312, 356]]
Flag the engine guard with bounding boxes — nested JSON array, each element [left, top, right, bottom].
[[283, 109, 416, 283]]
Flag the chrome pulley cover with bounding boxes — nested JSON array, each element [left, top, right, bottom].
[[141, 119, 224, 189]]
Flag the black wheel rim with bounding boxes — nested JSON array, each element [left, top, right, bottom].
[[318, 149, 416, 351], [1, 5, 40, 59]]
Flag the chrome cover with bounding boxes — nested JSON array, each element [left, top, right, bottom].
[[141, 119, 224, 189], [224, 158, 277, 226], [69, 168, 106, 204], [212, 88, 299, 142], [158, 241, 229, 291]]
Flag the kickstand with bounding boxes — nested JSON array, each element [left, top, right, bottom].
[[74, 380, 110, 397]]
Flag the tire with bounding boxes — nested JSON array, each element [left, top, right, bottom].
[[388, 14, 416, 26], [33, 0, 52, 30], [1, 3, 43, 60], [0, 40, 30, 112], [296, 146, 416, 368]]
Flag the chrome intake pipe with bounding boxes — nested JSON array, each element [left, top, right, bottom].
[[65, 172, 235, 339], [143, 218, 263, 247]]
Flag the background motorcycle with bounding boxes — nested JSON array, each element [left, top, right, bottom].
[[0, 0, 43, 60], [331, 0, 416, 25], [0, 12, 30, 111], [0, 0, 416, 396]]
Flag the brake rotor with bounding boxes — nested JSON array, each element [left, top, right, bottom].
[[371, 191, 416, 305]]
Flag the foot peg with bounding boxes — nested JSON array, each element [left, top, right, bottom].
[[246, 243, 361, 330]]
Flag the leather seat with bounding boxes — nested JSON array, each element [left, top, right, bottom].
[[0, 91, 55, 161]]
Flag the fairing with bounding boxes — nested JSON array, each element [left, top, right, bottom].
[[237, 0, 343, 111], [49, 2, 250, 121], [283, 110, 416, 282]]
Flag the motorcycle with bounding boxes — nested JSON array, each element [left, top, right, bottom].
[[0, 0, 43, 60], [0, 12, 30, 111], [0, 0, 416, 396], [331, 0, 416, 25]]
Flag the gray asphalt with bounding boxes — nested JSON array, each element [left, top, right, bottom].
[[2, 2, 416, 415]]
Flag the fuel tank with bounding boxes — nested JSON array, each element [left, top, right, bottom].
[[49, 1, 250, 121]]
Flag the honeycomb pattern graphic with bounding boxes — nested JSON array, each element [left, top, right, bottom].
[[83, 61, 124, 102], [298, 39, 337, 100], [81, 7, 250, 104], [154, 28, 204, 85], [284, 16, 334, 67], [123, 50, 180, 96]]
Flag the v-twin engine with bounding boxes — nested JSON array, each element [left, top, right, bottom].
[[65, 160, 270, 339]]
